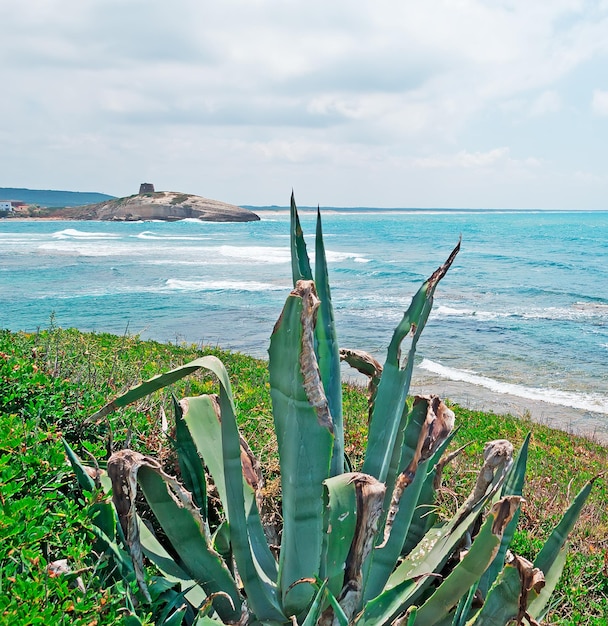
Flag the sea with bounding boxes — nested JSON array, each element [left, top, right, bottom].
[[1, 208, 607, 443]]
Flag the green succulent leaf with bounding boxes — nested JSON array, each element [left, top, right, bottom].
[[413, 497, 521, 626], [362, 241, 460, 484], [86, 355, 226, 422], [478, 433, 531, 599], [173, 394, 207, 516], [197, 357, 285, 621], [269, 282, 335, 615], [180, 393, 277, 582], [364, 399, 455, 601], [528, 478, 596, 619], [314, 207, 345, 477], [136, 464, 241, 622], [290, 191, 313, 285]]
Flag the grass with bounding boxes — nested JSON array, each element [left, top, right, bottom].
[[169, 194, 192, 205], [1, 327, 606, 624]]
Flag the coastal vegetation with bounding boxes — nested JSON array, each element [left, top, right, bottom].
[[2, 202, 606, 624], [2, 326, 607, 624]]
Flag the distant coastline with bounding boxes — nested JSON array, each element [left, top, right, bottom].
[[1, 188, 259, 222]]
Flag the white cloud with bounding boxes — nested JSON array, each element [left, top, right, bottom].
[[529, 91, 562, 116], [410, 148, 541, 170], [592, 90, 608, 115], [0, 1, 608, 207]]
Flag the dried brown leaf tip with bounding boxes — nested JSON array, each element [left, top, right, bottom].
[[507, 553, 546, 625], [380, 396, 455, 548], [490, 496, 522, 536], [294, 279, 333, 432]]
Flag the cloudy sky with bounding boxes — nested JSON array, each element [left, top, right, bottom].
[[2, 1, 608, 208]]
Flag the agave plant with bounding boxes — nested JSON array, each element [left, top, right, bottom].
[[66, 195, 594, 625]]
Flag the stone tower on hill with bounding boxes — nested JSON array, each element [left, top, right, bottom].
[[139, 183, 155, 194]]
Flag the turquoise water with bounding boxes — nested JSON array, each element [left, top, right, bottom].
[[1, 209, 607, 438]]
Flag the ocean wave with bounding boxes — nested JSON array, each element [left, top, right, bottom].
[[179, 218, 227, 224], [433, 303, 608, 322], [215, 245, 369, 264], [217, 245, 291, 264], [433, 306, 503, 321], [38, 242, 127, 257], [419, 358, 608, 414], [132, 231, 213, 241], [165, 279, 289, 292], [52, 228, 120, 239]]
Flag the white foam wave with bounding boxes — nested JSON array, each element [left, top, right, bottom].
[[180, 218, 226, 224], [433, 306, 502, 320], [573, 302, 608, 312], [521, 306, 608, 321], [165, 279, 289, 292], [419, 358, 608, 414], [52, 228, 120, 240], [217, 245, 291, 264], [37, 242, 126, 257], [133, 231, 212, 241], [326, 250, 371, 263], [433, 304, 608, 322], [214, 245, 370, 265]]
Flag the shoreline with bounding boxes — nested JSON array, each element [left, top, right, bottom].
[[412, 377, 608, 445], [342, 368, 608, 446]]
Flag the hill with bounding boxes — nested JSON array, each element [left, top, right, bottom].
[[0, 187, 115, 208], [48, 190, 260, 222]]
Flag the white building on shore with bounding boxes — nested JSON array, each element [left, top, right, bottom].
[[0, 201, 14, 212]]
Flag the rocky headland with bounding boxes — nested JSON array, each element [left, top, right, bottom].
[[11, 191, 260, 222]]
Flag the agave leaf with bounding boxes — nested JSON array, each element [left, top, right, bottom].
[[400, 435, 463, 558], [138, 518, 208, 610], [362, 241, 460, 484], [364, 398, 455, 601], [478, 433, 530, 598], [290, 191, 313, 285], [269, 281, 335, 614], [339, 348, 383, 423], [462, 562, 520, 625], [63, 439, 96, 492], [394, 607, 418, 626], [449, 584, 478, 626], [64, 440, 123, 558], [86, 355, 225, 422], [387, 440, 513, 595], [193, 616, 224, 625], [89, 523, 136, 583], [107, 449, 241, 621], [533, 478, 595, 574], [317, 583, 350, 626], [198, 357, 285, 621], [382, 396, 455, 547], [161, 607, 188, 626], [527, 542, 569, 620], [466, 554, 544, 626], [353, 576, 422, 626], [527, 478, 596, 619], [173, 394, 207, 516], [413, 497, 521, 626], [301, 579, 329, 626], [333, 474, 386, 621], [320, 473, 359, 598], [314, 207, 345, 477], [180, 394, 277, 582], [180, 395, 227, 504]]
